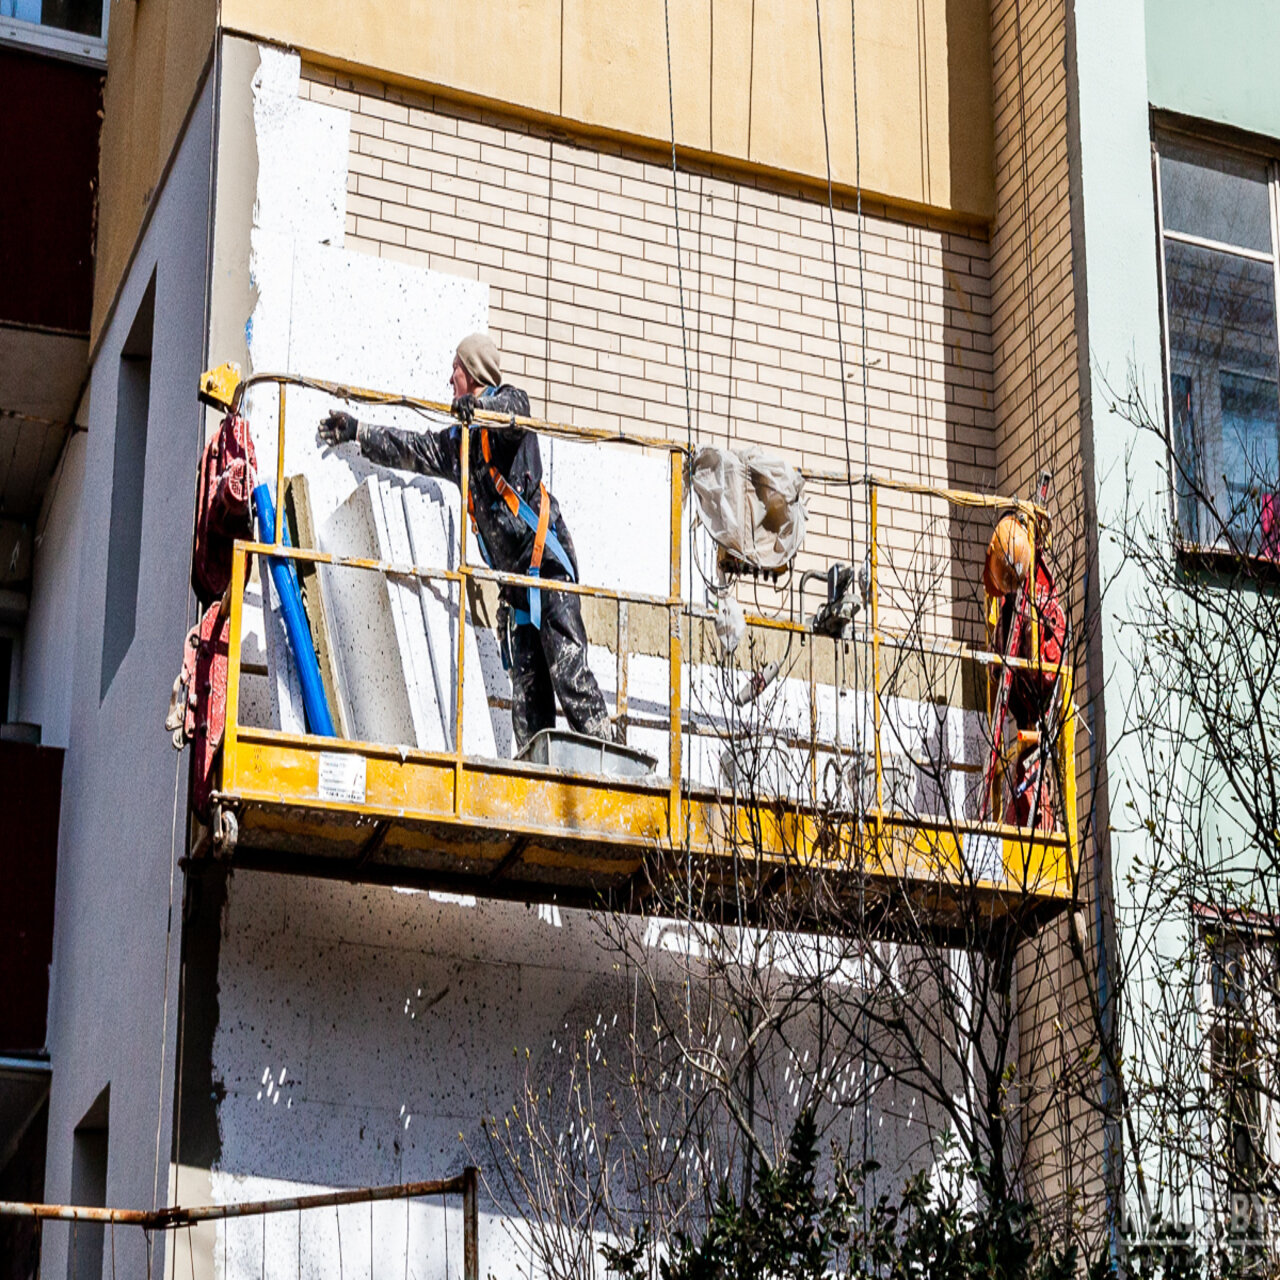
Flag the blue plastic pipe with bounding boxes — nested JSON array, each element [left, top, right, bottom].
[[252, 483, 336, 737]]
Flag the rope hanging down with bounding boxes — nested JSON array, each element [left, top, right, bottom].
[[660, 0, 701, 1116]]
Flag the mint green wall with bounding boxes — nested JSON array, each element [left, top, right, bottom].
[[1072, 0, 1280, 1240], [1072, 0, 1206, 1237], [1146, 0, 1280, 138]]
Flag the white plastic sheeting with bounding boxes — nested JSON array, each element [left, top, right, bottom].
[[690, 445, 807, 571], [237, 578, 304, 734]]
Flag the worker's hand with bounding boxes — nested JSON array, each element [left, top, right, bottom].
[[451, 393, 477, 425], [318, 409, 358, 446]]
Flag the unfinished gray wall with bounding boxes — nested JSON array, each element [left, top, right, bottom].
[[40, 73, 215, 1280]]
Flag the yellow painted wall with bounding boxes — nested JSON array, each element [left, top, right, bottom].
[[222, 0, 993, 222], [92, 0, 215, 343]]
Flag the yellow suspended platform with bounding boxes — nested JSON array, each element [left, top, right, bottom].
[[197, 373, 1078, 938]]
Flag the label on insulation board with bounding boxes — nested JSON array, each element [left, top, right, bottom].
[[317, 752, 367, 804], [962, 832, 1004, 885]]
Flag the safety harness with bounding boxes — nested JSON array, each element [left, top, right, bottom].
[[464, 388, 575, 628]]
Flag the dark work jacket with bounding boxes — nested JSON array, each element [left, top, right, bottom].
[[356, 384, 579, 609]]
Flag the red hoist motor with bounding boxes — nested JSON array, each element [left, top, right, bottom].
[[166, 366, 256, 839]]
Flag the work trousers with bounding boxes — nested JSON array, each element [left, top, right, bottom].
[[508, 587, 613, 749]]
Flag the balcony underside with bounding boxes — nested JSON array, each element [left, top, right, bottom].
[[204, 727, 1075, 940]]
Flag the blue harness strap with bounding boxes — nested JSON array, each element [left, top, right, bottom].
[[508, 489, 574, 628]]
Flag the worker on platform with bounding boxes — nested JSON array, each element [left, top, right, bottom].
[[983, 509, 1066, 829], [318, 333, 614, 750]]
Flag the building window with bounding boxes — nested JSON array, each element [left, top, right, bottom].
[[1201, 918, 1280, 1213], [0, 0, 106, 62], [101, 277, 154, 702], [1155, 133, 1280, 556]]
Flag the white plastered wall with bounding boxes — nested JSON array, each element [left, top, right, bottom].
[[224, 45, 987, 785], [199, 874, 968, 1280]]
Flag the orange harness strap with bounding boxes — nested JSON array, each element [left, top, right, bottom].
[[530, 479, 551, 575], [480, 428, 526, 519]]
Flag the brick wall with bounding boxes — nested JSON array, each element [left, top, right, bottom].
[[299, 66, 1000, 639]]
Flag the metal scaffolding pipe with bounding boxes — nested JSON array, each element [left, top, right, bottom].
[[0, 1168, 478, 1245]]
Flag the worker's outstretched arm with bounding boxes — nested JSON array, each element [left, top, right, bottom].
[[356, 420, 456, 479], [318, 409, 456, 481]]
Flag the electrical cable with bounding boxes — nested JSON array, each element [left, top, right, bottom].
[[665, 0, 699, 911], [848, 0, 871, 549], [819, 0, 880, 1239], [34, 426, 80, 545], [842, 0, 877, 1242], [813, 40, 877, 1220]]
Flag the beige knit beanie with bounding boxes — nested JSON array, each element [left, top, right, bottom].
[[456, 332, 501, 387]]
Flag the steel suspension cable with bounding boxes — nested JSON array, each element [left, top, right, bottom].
[[848, 0, 870, 542], [661, 0, 700, 1183], [662, 0, 696, 453], [661, 0, 699, 897], [812, 0, 857, 559]]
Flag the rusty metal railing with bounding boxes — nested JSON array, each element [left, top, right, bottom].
[[0, 1168, 479, 1279]]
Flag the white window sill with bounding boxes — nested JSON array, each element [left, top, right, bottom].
[[0, 16, 105, 67]]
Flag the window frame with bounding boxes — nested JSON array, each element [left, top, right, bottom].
[[1153, 124, 1280, 559], [1197, 909, 1280, 1219], [100, 274, 155, 702], [0, 0, 107, 67]]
